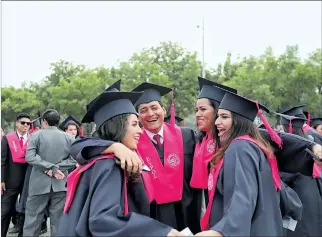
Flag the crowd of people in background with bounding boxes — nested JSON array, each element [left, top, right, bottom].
[[1, 77, 322, 237]]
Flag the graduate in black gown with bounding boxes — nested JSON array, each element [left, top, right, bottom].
[[130, 82, 201, 234], [276, 113, 322, 237], [58, 115, 81, 138], [57, 91, 180, 237], [197, 91, 286, 236], [281, 105, 322, 145], [311, 117, 322, 136]]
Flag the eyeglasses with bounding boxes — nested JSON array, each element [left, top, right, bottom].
[[20, 121, 31, 126]]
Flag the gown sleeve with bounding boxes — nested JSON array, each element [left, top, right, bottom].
[[70, 137, 115, 164], [86, 159, 172, 237], [259, 129, 315, 176], [307, 129, 322, 145], [210, 140, 259, 236]]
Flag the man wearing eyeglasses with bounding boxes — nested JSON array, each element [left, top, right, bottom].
[[1, 113, 31, 237]]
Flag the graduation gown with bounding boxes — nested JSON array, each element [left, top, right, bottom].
[[69, 129, 202, 234], [209, 140, 284, 236], [147, 127, 201, 233], [306, 128, 322, 145], [259, 128, 317, 176], [280, 172, 322, 236], [57, 158, 172, 237]]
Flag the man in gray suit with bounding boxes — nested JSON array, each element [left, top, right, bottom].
[[23, 109, 76, 237]]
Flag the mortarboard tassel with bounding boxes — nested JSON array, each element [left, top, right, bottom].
[[307, 111, 311, 126], [79, 126, 84, 136], [30, 123, 35, 134], [255, 102, 282, 148], [183, 119, 186, 127], [170, 88, 176, 126], [288, 118, 293, 134]]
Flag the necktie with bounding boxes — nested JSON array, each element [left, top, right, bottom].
[[19, 137, 24, 148], [153, 134, 163, 148]]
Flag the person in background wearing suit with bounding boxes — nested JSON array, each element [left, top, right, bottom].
[[23, 109, 76, 237], [15, 117, 49, 236], [1, 113, 31, 237]]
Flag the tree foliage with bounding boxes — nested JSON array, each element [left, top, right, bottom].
[[1, 42, 321, 132]]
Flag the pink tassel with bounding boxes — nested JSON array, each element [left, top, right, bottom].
[[30, 124, 35, 134], [307, 111, 311, 126], [123, 171, 129, 215], [183, 120, 186, 126], [288, 118, 293, 134], [255, 102, 283, 148], [170, 89, 176, 126], [79, 126, 84, 136]]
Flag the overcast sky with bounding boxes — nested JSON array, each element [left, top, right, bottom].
[[2, 1, 321, 87]]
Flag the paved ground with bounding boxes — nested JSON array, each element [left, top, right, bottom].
[[7, 219, 51, 237]]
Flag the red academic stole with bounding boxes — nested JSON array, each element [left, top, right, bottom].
[[64, 152, 155, 214], [200, 135, 282, 231], [302, 124, 322, 178], [313, 163, 322, 179], [137, 150, 155, 203], [138, 123, 184, 204], [190, 134, 216, 189], [64, 155, 129, 215], [6, 132, 29, 164], [302, 124, 313, 133]]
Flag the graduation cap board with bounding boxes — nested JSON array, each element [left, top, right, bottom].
[[59, 115, 82, 131], [275, 113, 307, 134], [82, 91, 143, 129], [276, 113, 307, 128], [198, 77, 237, 103], [131, 82, 172, 108], [86, 80, 121, 111], [281, 105, 306, 119], [164, 115, 183, 125], [32, 117, 42, 128], [219, 91, 282, 147], [219, 91, 270, 121], [311, 118, 322, 127]]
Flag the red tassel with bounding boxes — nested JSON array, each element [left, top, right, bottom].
[[170, 88, 176, 126], [307, 111, 311, 126], [288, 118, 293, 134], [30, 124, 35, 134], [123, 171, 129, 215], [255, 102, 282, 148], [79, 126, 84, 136]]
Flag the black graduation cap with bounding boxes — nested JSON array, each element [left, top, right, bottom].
[[219, 91, 270, 121], [198, 77, 237, 103], [86, 80, 121, 111], [164, 115, 183, 125], [131, 82, 172, 107], [219, 91, 283, 148], [32, 117, 42, 128], [281, 105, 306, 119], [59, 115, 82, 131], [311, 118, 322, 127], [82, 91, 143, 129], [276, 113, 307, 128]]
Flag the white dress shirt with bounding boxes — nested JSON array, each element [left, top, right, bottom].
[[144, 125, 164, 145], [16, 131, 28, 145]]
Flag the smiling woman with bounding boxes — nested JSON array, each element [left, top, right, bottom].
[[198, 91, 284, 236], [57, 90, 177, 237]]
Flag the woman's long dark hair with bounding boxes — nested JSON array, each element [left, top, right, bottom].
[[96, 113, 140, 181], [282, 125, 308, 139], [97, 114, 129, 142], [211, 112, 273, 167], [197, 98, 218, 143]]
